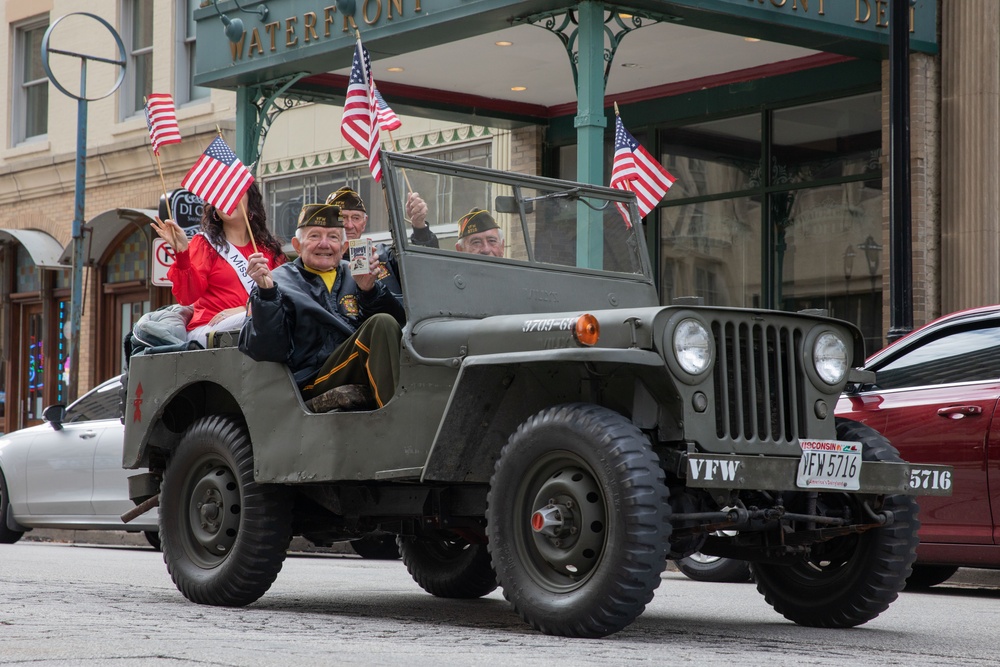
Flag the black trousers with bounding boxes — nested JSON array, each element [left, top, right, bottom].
[[301, 313, 402, 407]]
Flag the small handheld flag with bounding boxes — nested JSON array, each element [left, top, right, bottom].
[[340, 38, 383, 182], [144, 93, 181, 155], [373, 85, 402, 132], [181, 137, 254, 216], [610, 113, 676, 224]]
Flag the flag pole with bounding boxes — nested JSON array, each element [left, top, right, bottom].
[[215, 124, 258, 252], [240, 198, 258, 253], [145, 96, 173, 220]]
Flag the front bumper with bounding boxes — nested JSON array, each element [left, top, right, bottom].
[[683, 452, 953, 496]]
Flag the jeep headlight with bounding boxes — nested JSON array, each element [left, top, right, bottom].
[[813, 332, 848, 385], [673, 318, 713, 376]]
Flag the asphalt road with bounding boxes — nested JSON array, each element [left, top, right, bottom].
[[1, 541, 998, 666]]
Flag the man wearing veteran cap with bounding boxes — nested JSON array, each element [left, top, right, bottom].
[[325, 186, 437, 299], [240, 203, 405, 413], [456, 208, 505, 257]]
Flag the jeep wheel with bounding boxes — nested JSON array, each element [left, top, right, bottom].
[[486, 403, 670, 638], [676, 552, 752, 583], [752, 418, 920, 628], [906, 565, 959, 589], [351, 533, 401, 560], [144, 530, 162, 551], [160, 415, 292, 607], [400, 534, 497, 598]]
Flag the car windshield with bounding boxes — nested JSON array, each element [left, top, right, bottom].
[[874, 324, 1000, 389], [388, 155, 649, 278], [65, 377, 122, 423]]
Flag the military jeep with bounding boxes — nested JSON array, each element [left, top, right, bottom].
[[122, 152, 952, 638]]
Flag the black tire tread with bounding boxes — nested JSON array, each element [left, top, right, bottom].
[[400, 538, 497, 598], [905, 564, 959, 589], [676, 555, 753, 583], [753, 417, 920, 628], [487, 403, 670, 638], [161, 415, 292, 607]]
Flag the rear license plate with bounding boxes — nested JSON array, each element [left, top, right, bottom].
[[797, 440, 861, 491]]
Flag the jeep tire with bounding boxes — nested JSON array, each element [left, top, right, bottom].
[[350, 533, 401, 560], [752, 417, 920, 628], [399, 534, 497, 598], [160, 415, 292, 607], [486, 403, 670, 638]]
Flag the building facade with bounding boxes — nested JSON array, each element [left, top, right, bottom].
[[2, 0, 998, 433]]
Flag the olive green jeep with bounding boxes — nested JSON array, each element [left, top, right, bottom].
[[122, 152, 952, 638]]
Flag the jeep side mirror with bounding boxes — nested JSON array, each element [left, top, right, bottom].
[[495, 196, 532, 215], [43, 404, 66, 431]]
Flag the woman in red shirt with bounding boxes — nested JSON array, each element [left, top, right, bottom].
[[151, 183, 285, 347]]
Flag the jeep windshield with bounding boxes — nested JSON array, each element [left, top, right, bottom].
[[383, 152, 652, 279]]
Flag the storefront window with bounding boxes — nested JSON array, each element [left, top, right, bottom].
[[661, 114, 762, 199], [772, 94, 882, 185], [777, 180, 883, 352], [660, 196, 761, 307], [651, 91, 882, 346], [26, 308, 43, 420]]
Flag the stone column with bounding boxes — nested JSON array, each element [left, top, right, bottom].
[[940, 0, 1000, 311]]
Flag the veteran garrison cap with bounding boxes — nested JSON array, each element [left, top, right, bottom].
[[458, 208, 499, 238], [297, 203, 342, 228], [325, 186, 366, 213]]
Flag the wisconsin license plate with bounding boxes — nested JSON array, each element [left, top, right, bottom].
[[797, 440, 862, 491]]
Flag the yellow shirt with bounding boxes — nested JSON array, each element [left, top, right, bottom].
[[303, 265, 338, 292]]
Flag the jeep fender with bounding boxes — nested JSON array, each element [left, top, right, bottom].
[[420, 348, 680, 484]]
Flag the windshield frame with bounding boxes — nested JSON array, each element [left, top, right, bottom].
[[380, 151, 654, 282]]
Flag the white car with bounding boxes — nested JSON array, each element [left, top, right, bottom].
[[0, 376, 159, 549]]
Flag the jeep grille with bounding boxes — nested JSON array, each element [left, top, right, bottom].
[[711, 320, 806, 443]]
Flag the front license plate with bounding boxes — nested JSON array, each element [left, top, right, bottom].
[[797, 439, 862, 491]]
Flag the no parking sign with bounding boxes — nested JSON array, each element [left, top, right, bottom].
[[151, 238, 176, 286]]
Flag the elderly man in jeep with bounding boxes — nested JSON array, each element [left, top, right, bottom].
[[240, 202, 404, 412]]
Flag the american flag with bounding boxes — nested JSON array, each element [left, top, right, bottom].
[[610, 115, 676, 224], [340, 40, 382, 182], [144, 93, 181, 155], [373, 85, 402, 132], [181, 137, 254, 216]]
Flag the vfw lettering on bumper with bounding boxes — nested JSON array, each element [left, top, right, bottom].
[[689, 458, 742, 482]]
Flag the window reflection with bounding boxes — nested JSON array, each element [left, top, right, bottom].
[[661, 196, 760, 307], [655, 91, 883, 345], [661, 114, 761, 199]]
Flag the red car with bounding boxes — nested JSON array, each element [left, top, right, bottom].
[[836, 306, 1000, 586]]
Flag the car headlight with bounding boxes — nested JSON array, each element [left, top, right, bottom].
[[813, 332, 848, 385], [673, 318, 713, 375]]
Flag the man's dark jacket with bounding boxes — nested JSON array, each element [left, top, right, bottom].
[[239, 257, 405, 388]]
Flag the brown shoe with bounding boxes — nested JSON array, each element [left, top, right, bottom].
[[306, 384, 375, 413]]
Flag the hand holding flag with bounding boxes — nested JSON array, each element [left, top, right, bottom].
[[144, 93, 181, 155], [610, 111, 676, 225]]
